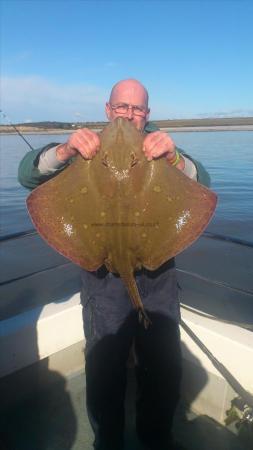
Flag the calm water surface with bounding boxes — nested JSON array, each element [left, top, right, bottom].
[[0, 131, 252, 241]]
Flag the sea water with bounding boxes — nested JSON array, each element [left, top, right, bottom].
[[0, 131, 252, 241]]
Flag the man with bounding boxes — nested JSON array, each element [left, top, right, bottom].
[[19, 79, 209, 450]]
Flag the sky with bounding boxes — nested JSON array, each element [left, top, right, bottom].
[[1, 0, 253, 123]]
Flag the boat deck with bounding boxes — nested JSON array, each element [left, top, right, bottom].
[[0, 369, 248, 450], [1, 230, 252, 449]]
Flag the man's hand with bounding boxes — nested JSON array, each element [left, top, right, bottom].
[[143, 131, 185, 170], [56, 128, 100, 162]]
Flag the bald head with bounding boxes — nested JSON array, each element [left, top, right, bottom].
[[109, 79, 149, 109], [106, 79, 150, 131]]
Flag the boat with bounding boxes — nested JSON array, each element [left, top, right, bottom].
[[0, 228, 253, 449]]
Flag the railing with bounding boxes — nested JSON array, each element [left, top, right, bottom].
[[1, 227, 253, 298]]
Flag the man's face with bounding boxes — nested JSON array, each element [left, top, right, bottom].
[[105, 82, 150, 131]]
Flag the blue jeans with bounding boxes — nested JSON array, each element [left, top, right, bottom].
[[80, 260, 182, 450]]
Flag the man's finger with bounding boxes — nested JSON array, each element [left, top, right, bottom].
[[144, 136, 170, 160], [142, 131, 161, 149], [76, 129, 100, 149], [68, 129, 100, 159], [73, 135, 97, 159]]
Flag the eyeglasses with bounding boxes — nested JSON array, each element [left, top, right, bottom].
[[110, 103, 148, 117]]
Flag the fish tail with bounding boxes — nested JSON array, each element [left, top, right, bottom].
[[120, 270, 152, 329]]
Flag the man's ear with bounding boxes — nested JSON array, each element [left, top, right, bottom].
[[145, 108, 150, 122], [105, 102, 112, 120]]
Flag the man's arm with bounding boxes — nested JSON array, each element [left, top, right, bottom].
[[144, 122, 210, 187], [18, 128, 100, 190], [18, 144, 70, 190], [178, 149, 211, 187], [18, 125, 210, 190]]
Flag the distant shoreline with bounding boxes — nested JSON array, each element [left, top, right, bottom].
[[1, 125, 253, 135], [1, 117, 253, 134], [161, 125, 253, 132]]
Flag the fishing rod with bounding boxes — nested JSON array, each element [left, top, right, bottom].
[[180, 318, 253, 434], [180, 318, 253, 408], [0, 109, 35, 150]]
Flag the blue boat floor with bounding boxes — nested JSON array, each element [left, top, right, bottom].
[[0, 369, 250, 450]]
